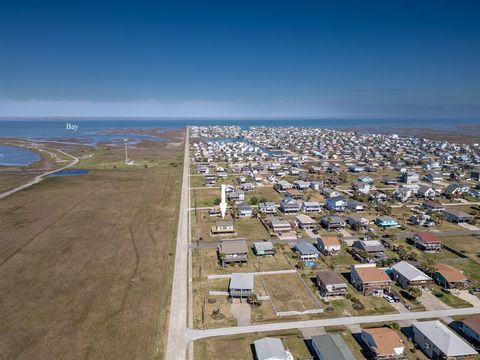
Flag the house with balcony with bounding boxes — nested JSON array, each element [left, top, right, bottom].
[[279, 198, 301, 214], [218, 239, 249, 267], [211, 220, 235, 236], [301, 201, 321, 213], [326, 195, 347, 211], [295, 241, 320, 262], [229, 273, 254, 299], [317, 236, 341, 256], [316, 271, 348, 300], [413, 232, 442, 252], [258, 202, 277, 214], [351, 264, 392, 296], [375, 216, 399, 228], [269, 218, 292, 234], [295, 214, 317, 230], [253, 241, 275, 256]]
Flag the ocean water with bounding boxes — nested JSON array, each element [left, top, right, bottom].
[[0, 145, 41, 166], [0, 118, 479, 144]]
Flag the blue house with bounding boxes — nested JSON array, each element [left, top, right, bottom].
[[325, 195, 347, 211], [357, 175, 374, 184], [375, 216, 399, 228], [295, 241, 320, 262]]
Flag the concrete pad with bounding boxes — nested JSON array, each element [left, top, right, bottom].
[[230, 299, 251, 326], [456, 290, 480, 306], [420, 289, 451, 310]]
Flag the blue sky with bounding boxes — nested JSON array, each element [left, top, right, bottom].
[[1, 0, 479, 118]]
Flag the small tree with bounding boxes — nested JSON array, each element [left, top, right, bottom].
[[409, 287, 422, 299], [250, 196, 259, 205]]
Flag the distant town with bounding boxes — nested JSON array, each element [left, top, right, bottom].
[[184, 125, 480, 360]]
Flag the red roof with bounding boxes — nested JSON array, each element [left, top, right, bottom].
[[416, 232, 441, 244]]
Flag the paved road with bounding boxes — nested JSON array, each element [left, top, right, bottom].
[[0, 147, 79, 200], [187, 306, 480, 341], [165, 128, 190, 360]]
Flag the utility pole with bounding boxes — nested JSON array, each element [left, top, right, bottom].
[[124, 139, 128, 164]]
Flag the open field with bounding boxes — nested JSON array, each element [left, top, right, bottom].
[[0, 173, 36, 192], [0, 133, 184, 360]]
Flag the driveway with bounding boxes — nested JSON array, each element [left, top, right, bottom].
[[420, 289, 451, 310], [391, 301, 410, 313], [456, 290, 480, 307], [230, 299, 251, 326], [459, 223, 480, 231]]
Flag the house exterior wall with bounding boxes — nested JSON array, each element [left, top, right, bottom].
[[463, 323, 480, 343]]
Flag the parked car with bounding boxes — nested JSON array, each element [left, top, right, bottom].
[[384, 289, 401, 302], [469, 288, 480, 295], [383, 294, 394, 303]]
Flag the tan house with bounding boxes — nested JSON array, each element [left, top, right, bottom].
[[351, 264, 392, 296], [317, 236, 341, 256], [434, 263, 468, 289], [361, 327, 406, 359], [211, 220, 235, 235]]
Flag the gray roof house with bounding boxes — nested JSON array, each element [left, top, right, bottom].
[[391, 261, 432, 289], [443, 208, 473, 223], [353, 239, 385, 255], [412, 320, 478, 359], [279, 198, 301, 214], [295, 241, 320, 262], [253, 337, 292, 360], [259, 202, 277, 214], [311, 334, 356, 360], [218, 239, 249, 266], [229, 272, 254, 298]]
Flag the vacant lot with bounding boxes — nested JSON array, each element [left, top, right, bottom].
[[441, 234, 480, 263], [261, 272, 321, 313], [194, 330, 310, 360], [192, 210, 270, 242], [0, 133, 184, 360]]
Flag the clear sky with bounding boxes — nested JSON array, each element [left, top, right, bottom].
[[1, 0, 479, 118]]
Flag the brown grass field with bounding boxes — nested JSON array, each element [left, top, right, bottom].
[[261, 272, 321, 313], [0, 131, 184, 360]]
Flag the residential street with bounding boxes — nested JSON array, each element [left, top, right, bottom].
[[165, 129, 190, 360], [187, 306, 480, 341]]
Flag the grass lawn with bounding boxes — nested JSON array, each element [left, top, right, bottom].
[[244, 186, 285, 203], [191, 188, 221, 207], [426, 285, 473, 308]]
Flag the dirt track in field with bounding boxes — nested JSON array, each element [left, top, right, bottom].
[[0, 133, 184, 360]]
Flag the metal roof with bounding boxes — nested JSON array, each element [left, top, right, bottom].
[[253, 337, 287, 360], [311, 334, 356, 360], [295, 241, 319, 255], [391, 261, 431, 282], [413, 320, 477, 357], [229, 273, 254, 290]]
